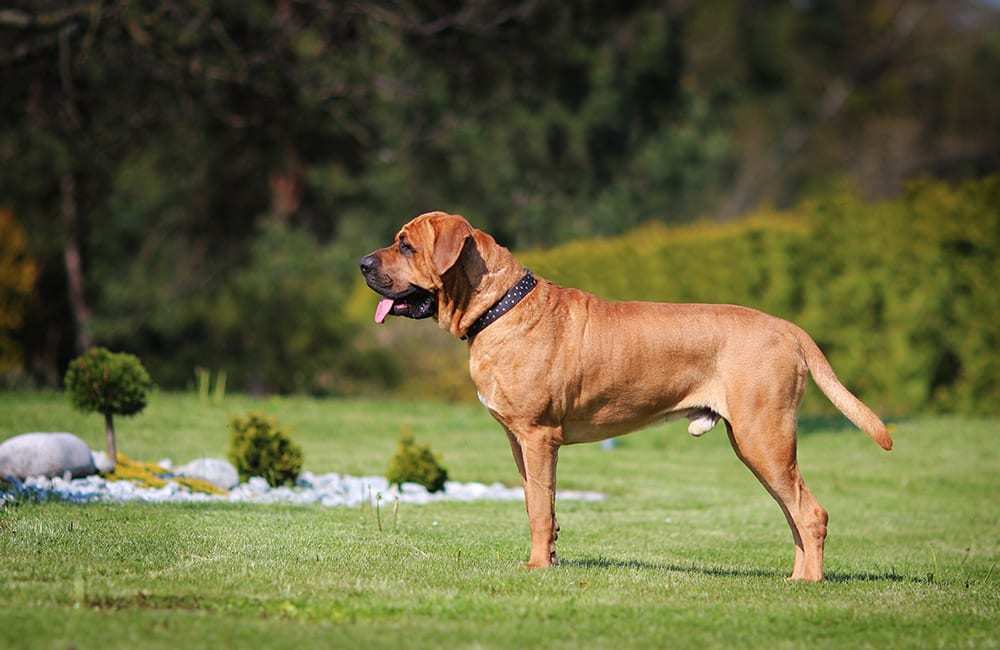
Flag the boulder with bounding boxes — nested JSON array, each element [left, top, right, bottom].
[[0, 433, 97, 479], [174, 458, 239, 490]]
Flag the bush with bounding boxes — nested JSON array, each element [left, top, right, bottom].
[[64, 347, 153, 467], [228, 413, 303, 487], [386, 432, 448, 493]]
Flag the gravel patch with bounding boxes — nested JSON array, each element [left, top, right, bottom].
[[1, 471, 605, 507]]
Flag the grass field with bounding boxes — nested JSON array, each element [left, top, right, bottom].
[[1, 391, 998, 649]]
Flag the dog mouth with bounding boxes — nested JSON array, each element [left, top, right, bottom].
[[373, 286, 436, 323]]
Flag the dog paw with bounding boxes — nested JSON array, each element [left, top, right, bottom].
[[523, 553, 557, 570], [522, 560, 549, 570]]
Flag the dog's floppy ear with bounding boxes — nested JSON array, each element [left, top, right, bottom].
[[432, 216, 473, 276]]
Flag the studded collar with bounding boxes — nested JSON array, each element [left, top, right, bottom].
[[462, 270, 537, 340]]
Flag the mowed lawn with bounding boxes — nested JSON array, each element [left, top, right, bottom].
[[1, 391, 998, 649]]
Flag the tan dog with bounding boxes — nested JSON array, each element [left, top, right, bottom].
[[360, 211, 892, 582]]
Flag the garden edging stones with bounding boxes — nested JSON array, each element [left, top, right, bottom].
[[2, 469, 605, 507], [174, 458, 240, 490]]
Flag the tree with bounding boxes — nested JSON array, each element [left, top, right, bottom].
[[64, 347, 153, 470], [2, 1, 998, 392]]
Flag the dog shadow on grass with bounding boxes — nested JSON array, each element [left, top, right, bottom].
[[563, 557, 927, 583]]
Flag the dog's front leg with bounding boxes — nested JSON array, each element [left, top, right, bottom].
[[517, 429, 561, 568], [506, 428, 560, 556]]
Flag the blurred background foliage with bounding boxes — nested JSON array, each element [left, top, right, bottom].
[[0, 210, 38, 373], [0, 1, 997, 414]]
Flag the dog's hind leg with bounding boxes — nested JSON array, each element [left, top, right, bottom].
[[725, 411, 828, 581]]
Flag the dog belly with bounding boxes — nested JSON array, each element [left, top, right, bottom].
[[562, 417, 661, 443], [561, 398, 720, 444], [557, 340, 728, 444], [559, 352, 724, 444]]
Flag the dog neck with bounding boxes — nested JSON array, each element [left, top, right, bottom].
[[436, 229, 526, 338], [460, 270, 537, 340]]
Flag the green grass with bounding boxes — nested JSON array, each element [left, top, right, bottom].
[[1, 391, 998, 649]]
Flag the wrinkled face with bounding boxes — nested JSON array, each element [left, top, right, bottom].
[[359, 212, 472, 324]]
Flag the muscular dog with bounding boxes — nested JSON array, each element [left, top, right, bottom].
[[360, 211, 892, 581]]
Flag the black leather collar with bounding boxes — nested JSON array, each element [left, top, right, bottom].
[[462, 270, 537, 340]]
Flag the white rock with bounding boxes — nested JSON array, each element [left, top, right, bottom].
[[0, 433, 97, 479], [247, 476, 270, 491], [91, 450, 115, 473], [174, 458, 239, 489], [399, 481, 427, 495]]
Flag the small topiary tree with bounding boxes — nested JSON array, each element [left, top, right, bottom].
[[386, 433, 448, 493], [228, 412, 303, 487], [64, 347, 154, 471]]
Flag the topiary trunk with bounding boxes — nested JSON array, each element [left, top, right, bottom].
[[104, 412, 117, 470]]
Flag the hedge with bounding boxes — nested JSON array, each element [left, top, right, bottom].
[[521, 176, 1000, 415], [363, 175, 999, 415]]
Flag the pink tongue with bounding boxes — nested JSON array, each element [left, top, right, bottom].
[[374, 298, 395, 324]]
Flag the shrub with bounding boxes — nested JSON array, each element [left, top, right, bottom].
[[386, 432, 448, 493], [64, 347, 154, 470], [228, 413, 303, 487]]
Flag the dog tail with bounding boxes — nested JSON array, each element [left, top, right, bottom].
[[790, 324, 893, 451]]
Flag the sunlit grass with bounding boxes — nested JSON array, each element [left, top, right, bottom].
[[1, 392, 997, 648]]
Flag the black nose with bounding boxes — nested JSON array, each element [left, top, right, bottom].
[[359, 254, 377, 274]]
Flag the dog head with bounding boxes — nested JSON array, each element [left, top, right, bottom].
[[360, 211, 522, 337]]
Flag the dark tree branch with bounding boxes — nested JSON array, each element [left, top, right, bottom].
[[0, 4, 97, 29]]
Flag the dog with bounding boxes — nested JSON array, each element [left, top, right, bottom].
[[360, 211, 892, 581]]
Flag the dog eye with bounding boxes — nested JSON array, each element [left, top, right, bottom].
[[399, 239, 415, 256]]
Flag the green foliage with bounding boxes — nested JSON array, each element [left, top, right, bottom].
[[386, 432, 449, 493], [95, 220, 398, 395], [64, 348, 153, 417], [228, 413, 304, 487], [211, 223, 358, 394], [194, 368, 226, 403], [796, 177, 1000, 414], [6, 2, 999, 390]]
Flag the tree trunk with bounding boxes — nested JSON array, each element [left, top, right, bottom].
[[268, 152, 303, 222], [104, 412, 117, 470], [58, 25, 91, 355], [61, 171, 93, 354]]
